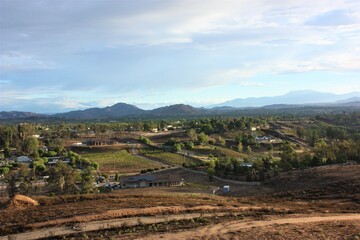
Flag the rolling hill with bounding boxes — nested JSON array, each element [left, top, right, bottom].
[[211, 90, 360, 108]]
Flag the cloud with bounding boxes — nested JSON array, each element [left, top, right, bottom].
[[306, 10, 356, 26], [1, 0, 360, 112], [0, 51, 56, 72]]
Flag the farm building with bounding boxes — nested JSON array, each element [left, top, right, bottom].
[[119, 174, 184, 189]]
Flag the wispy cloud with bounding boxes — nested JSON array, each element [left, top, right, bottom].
[[1, 0, 359, 112], [0, 51, 56, 72]]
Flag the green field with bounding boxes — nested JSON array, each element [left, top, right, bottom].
[[142, 149, 200, 166], [193, 146, 247, 159], [82, 149, 164, 173]]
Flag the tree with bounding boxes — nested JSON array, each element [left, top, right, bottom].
[[139, 136, 151, 145], [47, 162, 80, 195], [4, 147, 11, 158], [197, 132, 209, 145], [187, 129, 197, 141], [296, 127, 306, 139], [237, 142, 243, 152], [4, 164, 32, 197], [172, 143, 182, 152], [115, 172, 120, 182], [81, 167, 94, 194], [216, 136, 226, 146], [279, 143, 296, 170], [21, 137, 39, 158], [92, 162, 100, 170], [5, 170, 18, 198], [207, 167, 215, 181], [184, 141, 194, 150], [245, 145, 252, 153]]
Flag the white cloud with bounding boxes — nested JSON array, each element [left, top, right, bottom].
[[0, 51, 56, 71]]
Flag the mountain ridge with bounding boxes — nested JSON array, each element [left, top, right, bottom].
[[210, 90, 360, 108], [1, 91, 359, 120]]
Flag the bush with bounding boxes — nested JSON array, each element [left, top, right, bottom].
[[139, 136, 151, 145]]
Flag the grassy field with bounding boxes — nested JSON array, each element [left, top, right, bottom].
[[142, 149, 200, 166], [193, 146, 247, 159], [82, 149, 163, 173]]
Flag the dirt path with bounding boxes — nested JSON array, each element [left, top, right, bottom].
[[0, 212, 229, 240], [139, 214, 360, 240], [2, 213, 359, 240]]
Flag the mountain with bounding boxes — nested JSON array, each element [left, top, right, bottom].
[[149, 104, 205, 115], [212, 90, 360, 108], [335, 97, 360, 104], [55, 103, 145, 119], [0, 111, 46, 119], [55, 103, 205, 119], [1, 91, 359, 120]]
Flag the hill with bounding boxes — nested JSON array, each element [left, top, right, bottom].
[[212, 90, 360, 108], [149, 104, 205, 116], [55, 103, 145, 119], [0, 111, 46, 119], [0, 91, 359, 120]]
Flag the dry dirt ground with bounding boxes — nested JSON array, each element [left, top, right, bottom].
[[0, 164, 359, 239], [140, 214, 360, 240]]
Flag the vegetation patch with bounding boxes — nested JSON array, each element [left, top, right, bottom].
[[82, 149, 163, 173]]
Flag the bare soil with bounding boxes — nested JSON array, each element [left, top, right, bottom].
[[0, 164, 359, 239]]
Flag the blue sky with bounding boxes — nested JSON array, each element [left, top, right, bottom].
[[1, 0, 360, 113]]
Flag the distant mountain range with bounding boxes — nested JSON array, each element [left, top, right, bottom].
[[54, 103, 145, 119], [211, 90, 360, 108], [0, 90, 359, 120]]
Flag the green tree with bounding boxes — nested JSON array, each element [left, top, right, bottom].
[[216, 136, 226, 146], [47, 162, 80, 195], [187, 129, 197, 141], [237, 142, 243, 152], [197, 132, 209, 145], [21, 137, 39, 158], [207, 167, 215, 181], [81, 167, 94, 194]]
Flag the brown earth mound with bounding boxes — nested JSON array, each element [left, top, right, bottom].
[[7, 195, 39, 209]]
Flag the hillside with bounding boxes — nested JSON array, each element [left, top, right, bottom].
[[0, 111, 46, 119], [149, 104, 205, 115], [55, 103, 145, 119], [0, 91, 359, 120], [213, 90, 360, 108]]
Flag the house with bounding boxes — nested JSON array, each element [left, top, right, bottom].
[[119, 174, 184, 189], [16, 156, 31, 162], [251, 127, 257, 131], [255, 136, 269, 142], [151, 128, 159, 133], [46, 156, 70, 165]]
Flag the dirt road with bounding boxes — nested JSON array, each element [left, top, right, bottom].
[[0, 212, 230, 240], [1, 213, 359, 240], [139, 214, 360, 240]]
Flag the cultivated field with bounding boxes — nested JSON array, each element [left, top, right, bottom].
[[141, 149, 201, 166], [80, 147, 164, 173]]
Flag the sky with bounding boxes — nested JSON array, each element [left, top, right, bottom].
[[0, 0, 360, 113]]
